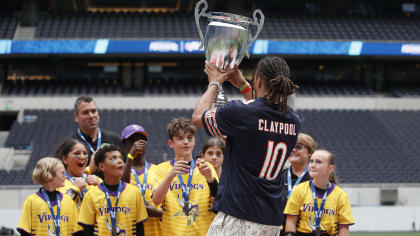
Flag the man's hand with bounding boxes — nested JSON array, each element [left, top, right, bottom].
[[129, 140, 147, 158], [204, 61, 233, 84], [196, 158, 214, 182], [227, 64, 248, 89], [85, 175, 100, 186]]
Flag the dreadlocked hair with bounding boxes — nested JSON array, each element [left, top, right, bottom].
[[256, 57, 299, 116]]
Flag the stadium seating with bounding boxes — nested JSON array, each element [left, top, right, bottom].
[[0, 14, 18, 39], [5, 79, 415, 97], [1, 79, 123, 96], [33, 12, 420, 41], [3, 108, 420, 185]]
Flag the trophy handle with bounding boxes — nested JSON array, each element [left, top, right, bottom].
[[194, 0, 210, 50], [245, 9, 265, 58]]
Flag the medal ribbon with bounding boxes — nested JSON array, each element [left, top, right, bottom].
[[65, 172, 87, 199], [102, 181, 122, 234], [41, 189, 60, 236], [131, 161, 149, 197], [177, 159, 195, 213], [287, 166, 309, 198], [310, 181, 331, 231], [77, 127, 101, 153]]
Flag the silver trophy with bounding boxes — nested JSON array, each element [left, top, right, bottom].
[[195, 0, 264, 108]]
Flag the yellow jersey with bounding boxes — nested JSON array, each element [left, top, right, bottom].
[[284, 181, 355, 235], [17, 190, 78, 235], [153, 159, 218, 236], [77, 182, 148, 235]]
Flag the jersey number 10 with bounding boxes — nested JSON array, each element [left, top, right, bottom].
[[258, 141, 287, 180]]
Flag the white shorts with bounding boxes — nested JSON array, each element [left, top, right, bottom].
[[207, 211, 281, 236]]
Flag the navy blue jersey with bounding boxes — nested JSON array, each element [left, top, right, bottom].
[[202, 97, 301, 226]]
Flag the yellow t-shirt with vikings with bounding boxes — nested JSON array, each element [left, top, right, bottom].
[[17, 190, 78, 235], [153, 159, 218, 236], [284, 181, 355, 235], [77, 182, 148, 236]]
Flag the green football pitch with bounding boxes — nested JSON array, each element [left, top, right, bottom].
[[353, 233, 420, 236]]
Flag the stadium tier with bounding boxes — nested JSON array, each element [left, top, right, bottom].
[[3, 108, 420, 185], [6, 79, 420, 97], [32, 12, 420, 41], [0, 14, 18, 39]]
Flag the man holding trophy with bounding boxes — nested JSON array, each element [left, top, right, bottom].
[[192, 1, 301, 235]]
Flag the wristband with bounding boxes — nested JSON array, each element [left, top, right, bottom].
[[208, 81, 221, 89], [285, 232, 296, 236], [85, 167, 91, 175], [241, 86, 252, 94], [239, 82, 250, 91], [127, 153, 135, 160]]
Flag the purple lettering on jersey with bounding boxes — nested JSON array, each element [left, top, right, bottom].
[[99, 207, 104, 216], [37, 212, 47, 223], [302, 203, 309, 212], [99, 206, 131, 216], [170, 182, 204, 191], [37, 213, 69, 223], [302, 203, 314, 213], [170, 182, 182, 191], [61, 215, 69, 222]]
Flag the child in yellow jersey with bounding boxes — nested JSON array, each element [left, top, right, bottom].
[[55, 138, 101, 209], [77, 144, 148, 236], [152, 117, 219, 236], [17, 157, 79, 236], [284, 150, 355, 236], [120, 124, 162, 236]]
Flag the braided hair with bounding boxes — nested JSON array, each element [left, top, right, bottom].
[[255, 57, 298, 116]]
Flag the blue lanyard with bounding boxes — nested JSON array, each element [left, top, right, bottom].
[[287, 166, 308, 198], [310, 181, 330, 230], [131, 161, 149, 197], [65, 172, 87, 199], [177, 159, 195, 210], [77, 127, 101, 153], [102, 181, 122, 235], [41, 189, 60, 236]]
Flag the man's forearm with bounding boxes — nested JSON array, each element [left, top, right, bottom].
[[192, 85, 218, 128]]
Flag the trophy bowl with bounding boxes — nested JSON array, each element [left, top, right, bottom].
[[195, 0, 264, 107], [205, 12, 252, 70]]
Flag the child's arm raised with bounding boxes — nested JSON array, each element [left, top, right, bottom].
[[152, 158, 189, 206]]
